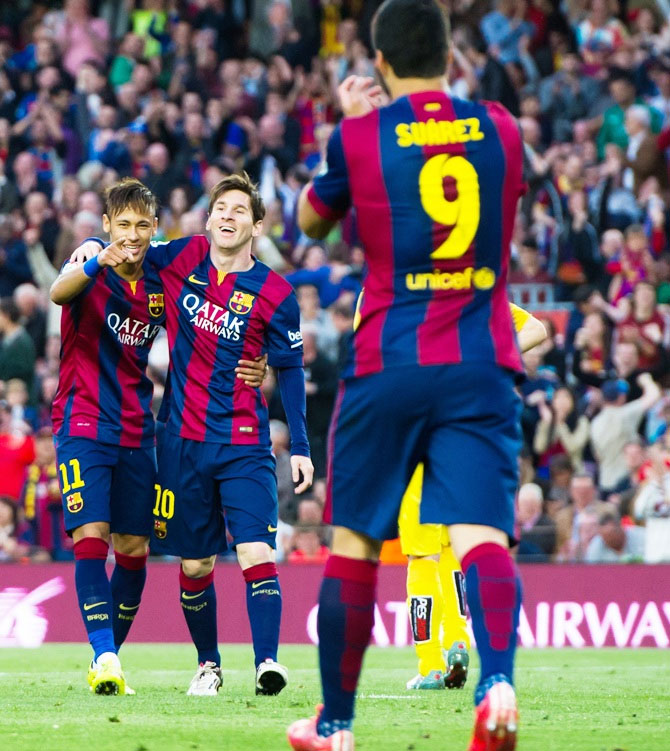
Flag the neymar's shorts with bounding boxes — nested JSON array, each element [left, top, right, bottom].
[[398, 464, 450, 557], [55, 435, 156, 536], [326, 363, 521, 542], [151, 431, 278, 559]]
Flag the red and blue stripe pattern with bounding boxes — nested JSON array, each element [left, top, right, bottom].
[[308, 91, 524, 378], [150, 236, 303, 445], [52, 263, 164, 447]]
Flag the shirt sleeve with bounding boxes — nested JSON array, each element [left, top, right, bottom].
[[265, 291, 304, 368], [621, 399, 648, 432], [305, 124, 351, 221], [276, 366, 310, 457], [145, 235, 204, 270], [509, 302, 531, 333]]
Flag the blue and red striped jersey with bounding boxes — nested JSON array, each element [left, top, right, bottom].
[[52, 262, 165, 447], [147, 236, 303, 444], [307, 91, 525, 378]]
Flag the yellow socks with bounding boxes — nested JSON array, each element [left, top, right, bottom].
[[406, 557, 444, 675]]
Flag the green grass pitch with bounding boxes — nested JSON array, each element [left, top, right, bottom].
[[0, 645, 665, 751]]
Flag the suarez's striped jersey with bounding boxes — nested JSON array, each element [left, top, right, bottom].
[[146, 236, 303, 445], [307, 91, 525, 378], [52, 262, 165, 448]]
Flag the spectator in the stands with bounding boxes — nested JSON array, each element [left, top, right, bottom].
[[296, 283, 339, 363], [591, 373, 661, 494], [13, 283, 47, 360], [302, 328, 338, 478], [288, 525, 330, 563], [143, 141, 177, 206], [0, 495, 25, 562], [0, 297, 36, 400], [534, 386, 590, 475], [516, 482, 557, 561], [272, 419, 299, 525], [614, 281, 669, 371], [623, 105, 669, 196], [572, 310, 611, 384], [585, 510, 645, 562], [509, 236, 553, 285], [480, 0, 536, 66], [0, 400, 35, 501]]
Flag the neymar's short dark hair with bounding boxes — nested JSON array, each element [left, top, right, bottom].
[[104, 177, 157, 219]]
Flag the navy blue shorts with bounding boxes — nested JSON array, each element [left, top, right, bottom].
[[55, 435, 156, 536], [151, 432, 278, 559], [326, 363, 521, 541]]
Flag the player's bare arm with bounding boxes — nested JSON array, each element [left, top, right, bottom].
[[517, 315, 547, 353], [50, 237, 130, 305], [297, 190, 334, 240]]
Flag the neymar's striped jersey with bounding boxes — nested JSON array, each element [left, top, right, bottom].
[[52, 262, 165, 448]]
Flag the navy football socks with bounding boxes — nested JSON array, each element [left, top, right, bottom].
[[316, 555, 378, 736], [179, 569, 220, 666], [110, 550, 148, 650], [461, 542, 522, 704], [243, 562, 282, 668], [73, 537, 116, 660]]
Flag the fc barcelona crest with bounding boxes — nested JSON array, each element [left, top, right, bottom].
[[148, 293, 165, 318], [229, 290, 255, 315], [67, 492, 84, 513], [154, 519, 167, 539]]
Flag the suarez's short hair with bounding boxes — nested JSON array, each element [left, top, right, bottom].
[[372, 0, 449, 79]]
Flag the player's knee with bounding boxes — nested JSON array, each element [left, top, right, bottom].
[[112, 533, 149, 557], [331, 526, 382, 561], [448, 524, 509, 563], [236, 541, 274, 570], [71, 522, 110, 544], [181, 557, 215, 578]]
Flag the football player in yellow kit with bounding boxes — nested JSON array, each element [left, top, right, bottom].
[[403, 304, 547, 689]]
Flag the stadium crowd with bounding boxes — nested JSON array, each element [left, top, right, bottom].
[[1, 0, 670, 565]]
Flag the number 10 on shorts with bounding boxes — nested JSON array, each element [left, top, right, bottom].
[[153, 483, 175, 519]]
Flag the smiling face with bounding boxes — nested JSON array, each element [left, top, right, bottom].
[[102, 207, 157, 263], [205, 189, 262, 254]]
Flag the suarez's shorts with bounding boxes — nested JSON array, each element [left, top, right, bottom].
[[398, 464, 450, 556], [151, 431, 278, 559], [326, 363, 521, 542], [55, 435, 156, 536]]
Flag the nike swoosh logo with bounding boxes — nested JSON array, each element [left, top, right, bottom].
[[182, 591, 205, 600], [119, 603, 140, 611], [252, 579, 275, 589], [188, 274, 208, 285], [83, 601, 107, 611], [267, 525, 278, 532]]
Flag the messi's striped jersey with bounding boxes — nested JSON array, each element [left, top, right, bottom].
[[307, 91, 525, 378], [146, 236, 303, 444], [52, 262, 165, 447]]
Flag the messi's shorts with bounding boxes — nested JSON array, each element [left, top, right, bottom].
[[398, 464, 450, 557], [55, 435, 156, 536], [326, 363, 521, 542], [151, 432, 278, 559]]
